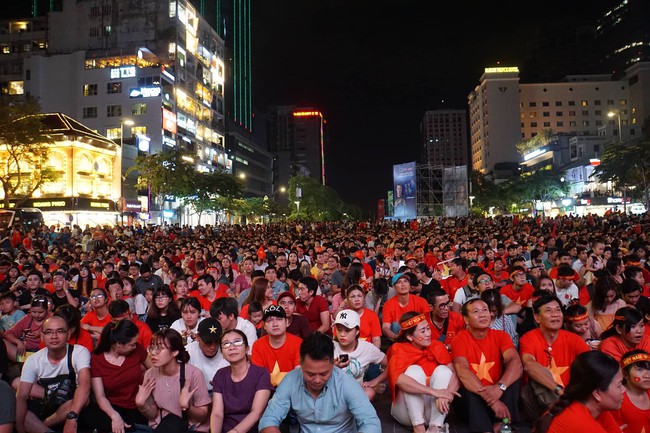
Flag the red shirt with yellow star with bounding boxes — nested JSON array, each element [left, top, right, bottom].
[[451, 328, 515, 386], [519, 329, 589, 387], [499, 283, 535, 305], [251, 333, 302, 388]]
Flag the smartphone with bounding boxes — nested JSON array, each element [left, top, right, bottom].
[[339, 354, 349, 363]]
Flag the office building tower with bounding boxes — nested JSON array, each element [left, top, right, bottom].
[[420, 109, 468, 167], [267, 106, 326, 190]]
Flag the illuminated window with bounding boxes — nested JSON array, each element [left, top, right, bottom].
[[581, 100, 588, 107], [1, 46, 10, 54], [8, 81, 23, 95], [106, 128, 120, 139], [83, 84, 97, 96], [106, 105, 122, 117], [133, 126, 147, 136]]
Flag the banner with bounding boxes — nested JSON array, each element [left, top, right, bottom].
[[393, 162, 416, 220], [377, 199, 385, 220]]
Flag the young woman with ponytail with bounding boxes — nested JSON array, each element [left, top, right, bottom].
[[532, 351, 624, 433], [79, 319, 151, 433]]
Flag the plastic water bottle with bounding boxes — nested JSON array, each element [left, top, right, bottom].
[[500, 418, 512, 433]]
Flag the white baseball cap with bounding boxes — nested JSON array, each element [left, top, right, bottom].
[[334, 309, 360, 329]]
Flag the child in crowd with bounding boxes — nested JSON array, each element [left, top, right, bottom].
[[0, 292, 26, 337], [248, 301, 264, 337]]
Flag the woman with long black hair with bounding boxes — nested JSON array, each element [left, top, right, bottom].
[[532, 351, 623, 433]]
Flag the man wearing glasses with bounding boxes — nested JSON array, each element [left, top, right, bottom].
[[519, 293, 588, 420], [15, 316, 91, 433], [426, 287, 466, 352], [500, 266, 535, 307], [187, 317, 228, 395], [252, 305, 302, 388]]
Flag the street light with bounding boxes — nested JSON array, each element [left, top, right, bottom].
[[607, 111, 622, 142]]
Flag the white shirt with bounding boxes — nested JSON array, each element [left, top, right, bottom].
[[236, 316, 258, 352], [186, 341, 229, 392], [170, 317, 204, 346], [333, 340, 385, 385], [21, 345, 91, 386]]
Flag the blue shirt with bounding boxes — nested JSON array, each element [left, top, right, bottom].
[[259, 365, 381, 433]]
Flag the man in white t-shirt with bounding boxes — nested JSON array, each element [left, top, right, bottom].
[[15, 316, 91, 433], [210, 297, 258, 352], [186, 317, 229, 394]]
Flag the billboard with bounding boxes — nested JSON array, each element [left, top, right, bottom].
[[393, 162, 417, 220]]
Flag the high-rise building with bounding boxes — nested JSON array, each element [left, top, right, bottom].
[[267, 106, 326, 190], [468, 62, 650, 175], [420, 109, 468, 167]]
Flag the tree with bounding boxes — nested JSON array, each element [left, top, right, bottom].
[[287, 176, 348, 221], [469, 170, 514, 215], [512, 169, 570, 217], [125, 148, 194, 216], [592, 138, 650, 209], [0, 96, 59, 208], [181, 170, 243, 225]]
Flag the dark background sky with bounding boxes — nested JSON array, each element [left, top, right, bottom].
[[251, 1, 598, 214]]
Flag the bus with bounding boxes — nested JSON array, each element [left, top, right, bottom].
[[0, 208, 44, 231]]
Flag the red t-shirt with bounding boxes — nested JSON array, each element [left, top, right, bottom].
[[490, 269, 510, 285], [191, 288, 229, 313], [429, 311, 466, 350], [600, 333, 650, 361], [332, 308, 382, 342], [382, 295, 431, 325], [132, 318, 153, 348], [548, 401, 619, 433], [451, 328, 515, 386], [611, 389, 650, 433], [251, 333, 302, 387], [81, 310, 113, 328], [296, 295, 330, 333], [519, 329, 589, 387], [500, 283, 535, 305], [91, 343, 148, 409], [441, 276, 468, 299], [240, 301, 276, 320]]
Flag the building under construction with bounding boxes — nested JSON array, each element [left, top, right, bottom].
[[416, 164, 468, 217]]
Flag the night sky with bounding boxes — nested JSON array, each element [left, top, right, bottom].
[[252, 0, 598, 214]]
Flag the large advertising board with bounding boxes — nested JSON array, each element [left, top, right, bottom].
[[393, 162, 416, 220]]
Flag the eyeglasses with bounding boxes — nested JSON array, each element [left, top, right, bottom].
[[43, 329, 68, 336], [147, 345, 168, 355], [90, 293, 105, 300], [477, 278, 492, 284], [155, 295, 170, 300], [221, 339, 245, 349], [436, 302, 452, 309], [513, 273, 526, 278]]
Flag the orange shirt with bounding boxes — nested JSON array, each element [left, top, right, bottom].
[[191, 286, 229, 313], [548, 401, 619, 433], [386, 341, 451, 400], [612, 389, 650, 433], [333, 308, 382, 342], [381, 295, 431, 325], [81, 310, 113, 328], [519, 329, 589, 387], [251, 333, 302, 387], [441, 275, 468, 299], [240, 301, 276, 320], [600, 333, 650, 362], [451, 328, 515, 386], [500, 283, 535, 305]]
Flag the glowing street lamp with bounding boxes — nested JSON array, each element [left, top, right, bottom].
[[607, 111, 623, 142]]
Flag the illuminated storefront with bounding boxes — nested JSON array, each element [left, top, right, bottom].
[[0, 113, 121, 227]]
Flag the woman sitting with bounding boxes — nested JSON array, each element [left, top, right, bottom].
[[210, 329, 272, 433], [170, 297, 203, 346], [146, 286, 181, 333], [599, 306, 650, 361], [533, 351, 623, 432], [332, 309, 387, 401], [612, 350, 650, 433], [386, 311, 460, 433], [564, 303, 602, 350], [135, 329, 211, 432], [80, 320, 151, 433]]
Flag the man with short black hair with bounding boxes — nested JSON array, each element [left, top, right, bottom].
[[15, 316, 91, 433], [187, 317, 228, 395], [17, 271, 49, 311], [259, 332, 381, 433], [133, 263, 163, 295], [210, 297, 257, 350]]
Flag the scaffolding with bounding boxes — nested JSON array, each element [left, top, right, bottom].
[[416, 164, 468, 217]]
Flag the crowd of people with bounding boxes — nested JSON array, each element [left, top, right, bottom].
[[1, 212, 650, 433]]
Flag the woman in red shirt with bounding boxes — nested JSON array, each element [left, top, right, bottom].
[[386, 312, 460, 433], [599, 307, 650, 361], [612, 350, 650, 433], [79, 320, 152, 433], [533, 351, 623, 433]]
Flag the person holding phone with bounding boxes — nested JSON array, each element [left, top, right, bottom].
[[332, 310, 387, 401]]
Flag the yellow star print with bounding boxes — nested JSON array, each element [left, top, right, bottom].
[[548, 358, 569, 387], [209, 325, 218, 334], [270, 361, 288, 387], [471, 353, 495, 383]]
